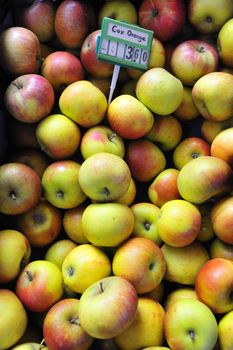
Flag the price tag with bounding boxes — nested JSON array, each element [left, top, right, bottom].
[[97, 17, 153, 70]]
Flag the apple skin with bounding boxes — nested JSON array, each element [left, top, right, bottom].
[[218, 18, 233, 68], [4, 73, 55, 123], [78, 152, 131, 203], [62, 244, 111, 294], [43, 298, 94, 350], [161, 241, 209, 285], [210, 237, 233, 261], [218, 310, 233, 350], [54, 0, 92, 49], [201, 117, 233, 144], [136, 68, 184, 116], [188, 0, 233, 34], [170, 39, 218, 86], [174, 86, 200, 121], [81, 202, 135, 247], [172, 136, 211, 170], [125, 139, 166, 183], [148, 168, 181, 208], [116, 177, 137, 207], [41, 51, 85, 93], [63, 205, 89, 244], [192, 71, 233, 122], [177, 156, 233, 204], [0, 229, 31, 284], [59, 80, 108, 128], [15, 197, 63, 247], [112, 237, 166, 294], [164, 287, 198, 311], [42, 160, 87, 210], [211, 195, 233, 245], [15, 260, 64, 313], [211, 127, 233, 168], [195, 257, 233, 314], [80, 29, 114, 79], [138, 0, 186, 42], [0, 26, 41, 76], [45, 239, 77, 270], [78, 276, 138, 339], [14, 0, 56, 43], [196, 202, 215, 242], [11, 344, 48, 350], [115, 297, 165, 350], [157, 199, 201, 248], [36, 113, 81, 160], [107, 94, 154, 140], [80, 125, 125, 160], [0, 162, 42, 215], [164, 298, 218, 350], [98, 0, 138, 27], [0, 289, 28, 350]]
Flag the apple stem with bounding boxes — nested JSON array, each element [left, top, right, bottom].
[[205, 16, 212, 23], [197, 46, 205, 53], [108, 133, 117, 142], [152, 8, 158, 17], [25, 270, 33, 282], [188, 330, 195, 340], [10, 190, 17, 200], [100, 281, 104, 293], [39, 338, 45, 349], [11, 82, 22, 90], [144, 221, 151, 231], [70, 316, 80, 325]]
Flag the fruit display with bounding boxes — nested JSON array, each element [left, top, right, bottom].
[[0, 0, 233, 349]]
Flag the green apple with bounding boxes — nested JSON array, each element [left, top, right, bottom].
[[218, 309, 233, 350], [62, 244, 111, 294], [136, 67, 183, 115], [42, 160, 87, 209], [45, 239, 77, 269], [98, 0, 137, 26], [78, 276, 138, 339], [78, 153, 131, 202], [81, 202, 134, 247], [164, 298, 218, 350], [0, 229, 31, 284], [0, 289, 28, 350]]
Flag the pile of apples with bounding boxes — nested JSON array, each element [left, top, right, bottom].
[[0, 0, 233, 349]]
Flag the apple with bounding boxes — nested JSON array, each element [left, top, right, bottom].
[[4, 73, 55, 123], [42, 160, 87, 209], [136, 68, 184, 115], [196, 202, 215, 242], [188, 0, 233, 34], [0, 162, 42, 215], [62, 244, 111, 294], [170, 39, 218, 86], [211, 127, 233, 168], [141, 348, 170, 350], [164, 287, 198, 311], [78, 152, 131, 202], [145, 115, 183, 151], [148, 168, 181, 208], [138, 0, 186, 42], [43, 298, 94, 350], [115, 297, 165, 350], [142, 281, 164, 303], [210, 237, 233, 261], [0, 26, 41, 76], [14, 0, 56, 42], [78, 275, 138, 339], [81, 202, 135, 247], [164, 298, 218, 350], [211, 195, 233, 245], [157, 199, 201, 247], [45, 239, 77, 270], [15, 259, 64, 313], [161, 240, 209, 285], [63, 204, 89, 244], [192, 71, 233, 122], [0, 289, 28, 350], [80, 29, 114, 79], [36, 113, 81, 160], [130, 201, 162, 245], [195, 257, 233, 314], [201, 117, 233, 143], [112, 237, 166, 294], [172, 136, 211, 170], [98, 0, 137, 27], [41, 51, 85, 94], [88, 77, 111, 97], [177, 156, 233, 204], [12, 344, 47, 350], [174, 86, 200, 121], [59, 80, 108, 128], [125, 139, 166, 183], [0, 229, 31, 284], [218, 18, 233, 68], [107, 94, 154, 140], [116, 177, 137, 206], [218, 309, 233, 350], [120, 79, 137, 96], [15, 197, 63, 247], [80, 125, 125, 160]]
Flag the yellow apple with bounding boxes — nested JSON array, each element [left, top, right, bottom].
[[63, 204, 89, 244], [217, 18, 233, 67], [218, 310, 233, 349], [209, 237, 233, 261], [174, 86, 200, 121], [116, 177, 137, 206], [98, 0, 138, 26], [11, 344, 47, 350], [164, 287, 199, 311], [45, 239, 77, 269], [142, 281, 164, 303]]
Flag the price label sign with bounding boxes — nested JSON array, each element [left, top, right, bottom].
[[97, 17, 154, 70]]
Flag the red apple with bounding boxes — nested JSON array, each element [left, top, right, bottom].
[[210, 127, 233, 168], [0, 26, 41, 76], [138, 0, 186, 42], [4, 74, 55, 123], [211, 195, 233, 245]]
